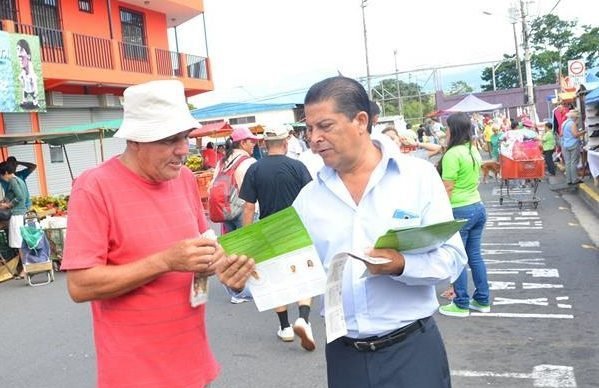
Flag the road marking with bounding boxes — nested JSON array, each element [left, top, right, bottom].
[[558, 304, 572, 309], [556, 296, 569, 301], [482, 249, 543, 255], [494, 297, 548, 306], [487, 268, 559, 277], [486, 258, 545, 265], [522, 283, 563, 289], [581, 244, 598, 250], [452, 364, 576, 387], [489, 281, 516, 290], [482, 241, 540, 247], [471, 312, 574, 319], [487, 226, 543, 230]]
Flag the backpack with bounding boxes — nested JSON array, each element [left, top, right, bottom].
[[208, 155, 249, 223]]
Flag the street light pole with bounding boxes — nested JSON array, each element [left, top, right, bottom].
[[361, 0, 372, 98], [394, 49, 402, 115], [508, 5, 524, 88], [520, 0, 536, 119]]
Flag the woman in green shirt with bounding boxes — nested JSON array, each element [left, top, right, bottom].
[[541, 122, 556, 176], [438, 112, 490, 318]]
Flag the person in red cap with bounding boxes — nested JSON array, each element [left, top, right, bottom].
[[213, 127, 259, 234]]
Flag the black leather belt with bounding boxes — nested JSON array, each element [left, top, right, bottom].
[[341, 317, 429, 352]]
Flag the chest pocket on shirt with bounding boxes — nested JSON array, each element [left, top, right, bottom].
[[389, 209, 421, 229]]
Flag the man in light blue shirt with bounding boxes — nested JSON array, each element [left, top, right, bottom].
[[293, 76, 467, 388]]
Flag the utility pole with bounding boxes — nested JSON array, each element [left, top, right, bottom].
[[393, 49, 402, 115], [508, 5, 524, 88], [361, 0, 372, 98], [520, 0, 536, 119]]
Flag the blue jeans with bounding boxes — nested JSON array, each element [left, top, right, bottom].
[[452, 202, 489, 308], [223, 215, 243, 234]]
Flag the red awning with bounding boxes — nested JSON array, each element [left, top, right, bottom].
[[189, 122, 233, 138]]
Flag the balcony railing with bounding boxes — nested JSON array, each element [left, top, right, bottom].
[[16, 23, 66, 63], [73, 33, 112, 69], [156, 48, 182, 77], [11, 23, 209, 81]]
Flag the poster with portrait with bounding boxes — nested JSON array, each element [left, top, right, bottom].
[[0, 31, 46, 112]]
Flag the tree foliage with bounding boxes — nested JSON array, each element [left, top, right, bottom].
[[480, 14, 598, 90], [371, 78, 434, 123], [447, 81, 474, 96]]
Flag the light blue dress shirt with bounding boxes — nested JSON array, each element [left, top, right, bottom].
[[293, 138, 467, 338]]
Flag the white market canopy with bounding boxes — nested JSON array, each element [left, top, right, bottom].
[[445, 94, 502, 113]]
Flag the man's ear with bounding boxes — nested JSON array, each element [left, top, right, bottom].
[[355, 111, 370, 134]]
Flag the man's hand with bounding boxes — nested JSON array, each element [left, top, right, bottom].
[[216, 254, 256, 292], [363, 248, 405, 276], [160, 237, 222, 275]]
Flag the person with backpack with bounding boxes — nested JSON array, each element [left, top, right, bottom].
[[237, 124, 314, 350], [209, 127, 258, 234]]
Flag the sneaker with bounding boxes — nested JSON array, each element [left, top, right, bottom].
[[230, 295, 252, 304], [469, 299, 491, 313], [292, 318, 316, 351], [277, 326, 294, 342], [438, 302, 470, 317]]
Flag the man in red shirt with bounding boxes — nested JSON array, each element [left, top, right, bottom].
[[62, 80, 255, 388]]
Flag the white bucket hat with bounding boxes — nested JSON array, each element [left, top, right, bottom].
[[114, 80, 200, 142]]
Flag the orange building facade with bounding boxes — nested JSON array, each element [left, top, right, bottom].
[[0, 0, 213, 196]]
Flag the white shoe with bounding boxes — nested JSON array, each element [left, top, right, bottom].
[[293, 318, 315, 351], [230, 295, 252, 304], [277, 326, 294, 342]]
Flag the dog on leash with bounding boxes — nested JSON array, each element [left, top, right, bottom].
[[481, 160, 501, 183]]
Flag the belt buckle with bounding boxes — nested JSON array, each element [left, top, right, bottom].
[[353, 341, 377, 352]]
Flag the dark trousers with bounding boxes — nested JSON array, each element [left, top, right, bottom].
[[543, 149, 556, 176], [325, 317, 451, 388]]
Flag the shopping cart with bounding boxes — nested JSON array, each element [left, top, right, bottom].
[[21, 211, 54, 287], [499, 156, 545, 209]]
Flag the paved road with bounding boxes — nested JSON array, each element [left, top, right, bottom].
[[0, 178, 597, 388]]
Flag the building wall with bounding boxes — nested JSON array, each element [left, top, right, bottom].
[[435, 84, 560, 121], [3, 101, 126, 196]]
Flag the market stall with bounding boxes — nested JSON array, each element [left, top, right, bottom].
[[0, 121, 119, 269]]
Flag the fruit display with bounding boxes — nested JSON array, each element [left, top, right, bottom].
[[185, 155, 204, 172], [31, 195, 69, 217]]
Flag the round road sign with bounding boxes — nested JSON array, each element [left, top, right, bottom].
[[568, 60, 584, 76]]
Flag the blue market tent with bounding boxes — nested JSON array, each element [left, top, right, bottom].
[[586, 87, 599, 105]]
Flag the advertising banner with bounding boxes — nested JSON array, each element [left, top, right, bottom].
[[0, 31, 46, 112]]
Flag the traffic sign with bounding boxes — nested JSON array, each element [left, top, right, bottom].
[[568, 59, 585, 77]]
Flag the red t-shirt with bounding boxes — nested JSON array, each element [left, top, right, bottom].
[[202, 148, 218, 168], [62, 157, 219, 388]]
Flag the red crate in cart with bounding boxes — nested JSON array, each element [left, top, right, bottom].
[[500, 156, 545, 179]]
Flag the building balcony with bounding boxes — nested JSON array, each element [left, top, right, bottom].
[[2, 20, 212, 97]]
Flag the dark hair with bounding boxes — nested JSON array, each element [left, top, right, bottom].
[[510, 118, 518, 130], [17, 39, 31, 55], [206, 142, 214, 149], [369, 100, 380, 117], [381, 126, 398, 136], [544, 122, 553, 130], [223, 138, 243, 165], [0, 162, 12, 175], [304, 76, 372, 133], [438, 112, 477, 175]]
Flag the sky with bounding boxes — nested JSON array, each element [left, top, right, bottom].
[[168, 0, 599, 108]]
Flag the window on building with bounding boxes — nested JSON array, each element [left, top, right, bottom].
[[30, 0, 63, 47], [0, 0, 18, 22], [78, 0, 92, 13], [120, 8, 147, 60], [229, 116, 256, 125]]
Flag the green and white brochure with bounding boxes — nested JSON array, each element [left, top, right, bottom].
[[218, 207, 326, 312]]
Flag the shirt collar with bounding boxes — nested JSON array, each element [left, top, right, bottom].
[[315, 135, 403, 183]]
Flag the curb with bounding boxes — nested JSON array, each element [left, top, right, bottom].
[[578, 182, 599, 218]]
